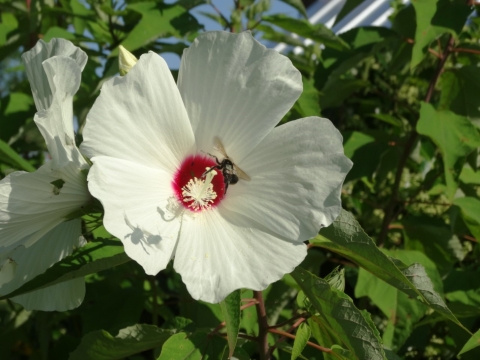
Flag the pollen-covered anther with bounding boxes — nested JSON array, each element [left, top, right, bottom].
[[181, 169, 218, 211]]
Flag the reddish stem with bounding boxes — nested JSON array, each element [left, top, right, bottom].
[[268, 328, 334, 354], [254, 291, 270, 360], [267, 317, 306, 357]]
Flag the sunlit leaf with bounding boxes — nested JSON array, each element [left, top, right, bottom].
[[115, 3, 202, 55], [453, 197, 480, 241], [157, 330, 249, 359], [0, 139, 35, 172], [411, 0, 472, 69], [417, 102, 480, 199], [459, 329, 480, 356], [292, 322, 311, 360], [311, 210, 467, 332], [292, 267, 386, 360], [43, 27, 75, 42], [219, 290, 241, 358], [0, 13, 18, 46]]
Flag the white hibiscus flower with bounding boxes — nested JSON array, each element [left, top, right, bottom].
[[0, 39, 91, 311], [80, 31, 352, 303]]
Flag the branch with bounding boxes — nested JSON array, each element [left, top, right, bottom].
[[404, 37, 442, 59], [463, 235, 479, 243], [254, 291, 270, 360], [209, 1, 231, 31], [452, 47, 480, 56], [268, 328, 335, 355], [377, 35, 455, 246], [268, 313, 306, 329], [267, 317, 306, 357]]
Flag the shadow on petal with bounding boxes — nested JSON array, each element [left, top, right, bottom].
[[124, 214, 163, 255]]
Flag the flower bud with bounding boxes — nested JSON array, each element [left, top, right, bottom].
[[119, 45, 138, 76]]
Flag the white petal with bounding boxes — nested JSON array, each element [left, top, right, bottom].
[[81, 52, 195, 174], [173, 208, 307, 303], [12, 278, 85, 311], [0, 252, 17, 286], [87, 156, 181, 275], [178, 31, 302, 161], [34, 56, 87, 169], [0, 162, 90, 249], [1, 220, 86, 311], [222, 117, 352, 241], [21, 38, 87, 111]]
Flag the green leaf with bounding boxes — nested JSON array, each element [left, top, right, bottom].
[[114, 3, 202, 55], [402, 215, 464, 276], [355, 250, 440, 349], [330, 344, 354, 359], [293, 77, 320, 117], [70, 0, 94, 34], [334, 0, 366, 26], [392, 5, 416, 39], [43, 26, 75, 42], [262, 14, 349, 51], [460, 166, 480, 185], [219, 290, 241, 358], [459, 329, 480, 356], [315, 27, 396, 89], [417, 102, 480, 199], [291, 267, 386, 360], [0, 239, 129, 300], [277, 342, 309, 360], [453, 197, 480, 240], [69, 324, 174, 360], [0, 91, 35, 143], [278, 0, 308, 18], [0, 139, 35, 172], [319, 79, 369, 110], [158, 331, 231, 359], [342, 131, 390, 182], [291, 323, 311, 360], [177, 0, 208, 10], [444, 269, 480, 316], [411, 0, 472, 69], [368, 114, 403, 127], [439, 66, 480, 122], [310, 210, 467, 332], [0, 13, 18, 46]]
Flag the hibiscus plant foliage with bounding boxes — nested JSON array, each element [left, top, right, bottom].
[[1, 0, 480, 359]]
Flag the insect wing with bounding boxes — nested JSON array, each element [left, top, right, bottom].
[[213, 136, 250, 181], [234, 164, 251, 181], [213, 136, 228, 158]]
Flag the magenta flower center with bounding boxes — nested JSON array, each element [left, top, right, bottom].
[[172, 154, 226, 212]]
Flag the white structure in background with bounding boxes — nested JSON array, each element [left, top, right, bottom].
[[275, 0, 410, 54]]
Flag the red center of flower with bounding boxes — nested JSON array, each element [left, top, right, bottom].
[[172, 154, 225, 212]]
